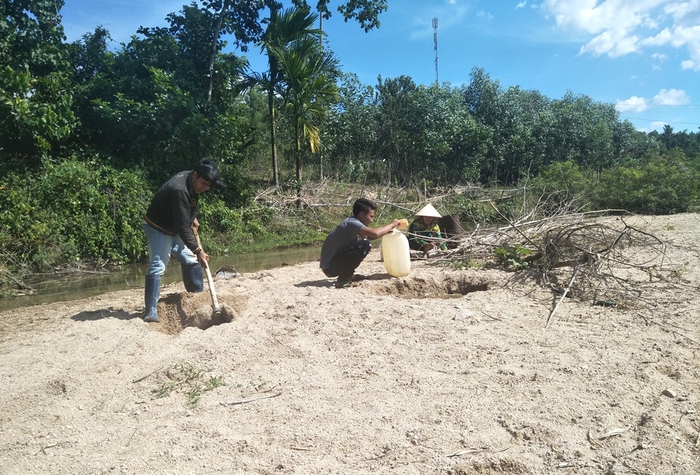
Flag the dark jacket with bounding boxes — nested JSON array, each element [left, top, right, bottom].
[[144, 171, 201, 253]]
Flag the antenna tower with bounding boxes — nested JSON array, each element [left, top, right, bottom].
[[432, 17, 438, 83]]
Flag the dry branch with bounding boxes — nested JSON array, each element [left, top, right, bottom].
[[224, 391, 282, 406], [545, 267, 579, 328]]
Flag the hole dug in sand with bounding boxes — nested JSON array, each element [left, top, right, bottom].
[[377, 274, 490, 299], [152, 289, 248, 336]]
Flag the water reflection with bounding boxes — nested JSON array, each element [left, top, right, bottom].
[[1, 245, 321, 312]]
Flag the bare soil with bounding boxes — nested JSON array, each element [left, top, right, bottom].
[[0, 214, 698, 474]]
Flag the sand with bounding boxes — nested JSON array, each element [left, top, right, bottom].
[[0, 214, 698, 474]]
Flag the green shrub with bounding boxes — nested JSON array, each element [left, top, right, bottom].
[[443, 194, 498, 226], [0, 160, 152, 270], [494, 244, 535, 270], [594, 151, 699, 214], [529, 161, 593, 213]]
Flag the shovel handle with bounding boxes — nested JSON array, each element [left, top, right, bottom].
[[192, 227, 221, 313]]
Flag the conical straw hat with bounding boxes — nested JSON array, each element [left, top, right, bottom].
[[415, 203, 442, 218]]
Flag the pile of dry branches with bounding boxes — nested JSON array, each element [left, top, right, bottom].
[[443, 204, 680, 323]]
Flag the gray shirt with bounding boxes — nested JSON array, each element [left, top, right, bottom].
[[319, 217, 366, 269]]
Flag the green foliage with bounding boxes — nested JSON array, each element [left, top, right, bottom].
[[268, 23, 340, 188], [441, 194, 496, 226], [69, 6, 253, 182], [198, 197, 327, 254], [0, 0, 76, 172], [529, 161, 594, 213], [494, 244, 535, 270], [326, 75, 487, 185], [449, 258, 482, 270], [152, 362, 225, 407], [0, 160, 151, 270], [462, 67, 626, 184], [594, 150, 699, 214]]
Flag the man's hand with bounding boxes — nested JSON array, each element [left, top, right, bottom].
[[196, 249, 210, 269]]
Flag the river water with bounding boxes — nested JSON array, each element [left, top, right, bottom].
[[1, 245, 322, 312]]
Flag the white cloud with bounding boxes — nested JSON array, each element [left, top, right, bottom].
[[477, 10, 494, 21], [647, 120, 668, 132], [641, 27, 674, 46], [616, 89, 689, 116], [543, 0, 666, 35], [652, 88, 690, 104], [616, 96, 649, 112], [665, 0, 700, 25], [651, 52, 668, 68], [517, 1, 527, 8], [542, 0, 700, 68]]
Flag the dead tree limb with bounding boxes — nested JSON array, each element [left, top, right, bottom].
[[546, 267, 579, 328]]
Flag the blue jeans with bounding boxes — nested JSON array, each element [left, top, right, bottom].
[[142, 221, 199, 276]]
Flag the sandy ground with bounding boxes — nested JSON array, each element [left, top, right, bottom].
[[0, 214, 698, 475]]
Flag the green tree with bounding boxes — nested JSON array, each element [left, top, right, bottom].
[[546, 92, 619, 172], [71, 4, 250, 180], [272, 35, 339, 196], [292, 0, 388, 31], [0, 0, 76, 172], [529, 161, 594, 214], [252, 6, 322, 187], [595, 149, 699, 214], [373, 75, 420, 182], [417, 83, 488, 183], [660, 124, 675, 149], [462, 67, 506, 183]]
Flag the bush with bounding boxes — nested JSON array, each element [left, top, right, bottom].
[[0, 160, 152, 270], [529, 161, 594, 214], [594, 151, 699, 214]]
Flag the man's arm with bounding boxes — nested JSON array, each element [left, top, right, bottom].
[[358, 219, 401, 240]]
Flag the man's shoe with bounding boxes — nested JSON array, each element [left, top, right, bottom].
[[335, 280, 351, 289], [143, 314, 159, 323]]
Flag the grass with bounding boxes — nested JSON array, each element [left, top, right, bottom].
[[152, 362, 226, 407]]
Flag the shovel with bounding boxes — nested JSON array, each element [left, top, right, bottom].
[[192, 227, 221, 315]]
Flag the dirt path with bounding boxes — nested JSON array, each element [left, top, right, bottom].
[[1, 214, 698, 474]]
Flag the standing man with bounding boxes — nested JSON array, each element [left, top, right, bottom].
[[320, 198, 400, 288], [142, 158, 223, 322]]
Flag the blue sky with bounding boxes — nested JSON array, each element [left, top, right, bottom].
[[59, 0, 700, 133]]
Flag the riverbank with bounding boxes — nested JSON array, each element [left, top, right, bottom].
[[1, 213, 698, 474], [0, 245, 322, 313]]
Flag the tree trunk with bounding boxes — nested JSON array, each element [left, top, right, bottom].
[[295, 120, 302, 208], [268, 88, 279, 187], [206, 0, 229, 102]]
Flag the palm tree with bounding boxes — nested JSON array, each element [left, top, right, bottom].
[[270, 36, 339, 201], [661, 124, 675, 150], [258, 7, 321, 187]]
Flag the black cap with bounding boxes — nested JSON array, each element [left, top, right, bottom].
[[194, 157, 225, 189]]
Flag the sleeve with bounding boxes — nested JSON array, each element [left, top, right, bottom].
[[431, 224, 447, 250], [349, 217, 366, 234], [173, 190, 200, 253]]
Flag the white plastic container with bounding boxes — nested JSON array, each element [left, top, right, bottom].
[[382, 229, 411, 277]]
